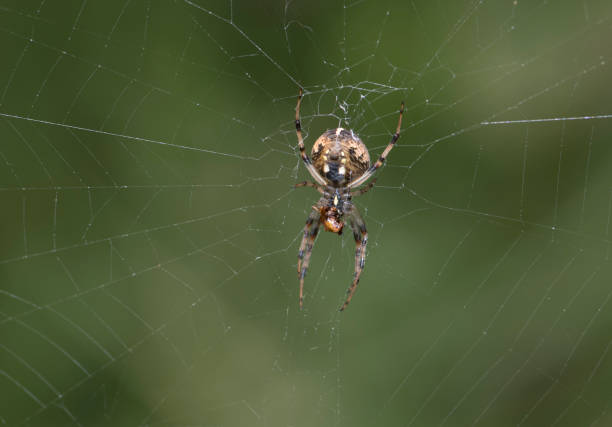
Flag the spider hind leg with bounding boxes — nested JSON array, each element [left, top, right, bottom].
[[347, 102, 404, 189]]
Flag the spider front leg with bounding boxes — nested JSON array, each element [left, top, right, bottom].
[[340, 206, 368, 311], [297, 207, 322, 309]]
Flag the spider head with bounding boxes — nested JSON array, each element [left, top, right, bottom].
[[320, 206, 344, 234]]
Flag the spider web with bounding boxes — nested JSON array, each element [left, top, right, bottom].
[[1, 0, 612, 425]]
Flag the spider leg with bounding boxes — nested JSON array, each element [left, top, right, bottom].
[[294, 181, 324, 194], [295, 88, 327, 186], [340, 206, 368, 311], [347, 102, 404, 189], [298, 207, 322, 309], [349, 178, 377, 197]]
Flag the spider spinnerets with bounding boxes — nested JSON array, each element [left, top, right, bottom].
[[294, 88, 404, 311]]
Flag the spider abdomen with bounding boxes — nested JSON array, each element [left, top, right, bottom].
[[311, 128, 371, 187]]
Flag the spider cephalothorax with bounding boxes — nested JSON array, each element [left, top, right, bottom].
[[320, 204, 344, 234], [294, 88, 404, 311]]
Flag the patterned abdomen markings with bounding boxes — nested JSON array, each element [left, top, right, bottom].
[[311, 128, 371, 187]]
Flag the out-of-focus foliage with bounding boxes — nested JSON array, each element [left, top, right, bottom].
[[2, 1, 612, 426]]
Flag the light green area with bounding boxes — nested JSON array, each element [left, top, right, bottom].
[[1, 0, 612, 425]]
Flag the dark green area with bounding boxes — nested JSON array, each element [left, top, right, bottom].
[[1, 0, 612, 425]]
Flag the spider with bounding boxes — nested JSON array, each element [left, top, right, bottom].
[[294, 88, 404, 311]]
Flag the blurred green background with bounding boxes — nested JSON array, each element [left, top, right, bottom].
[[2, 0, 612, 425]]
